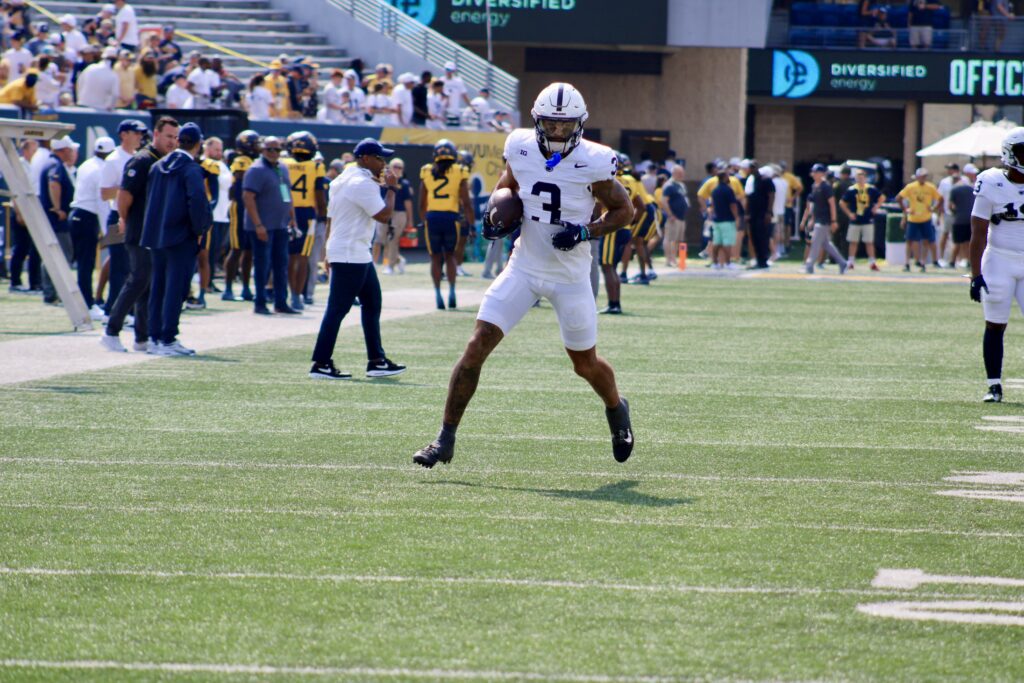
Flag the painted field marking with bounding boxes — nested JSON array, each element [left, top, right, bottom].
[[871, 568, 1024, 590], [974, 425, 1024, 434], [936, 490, 1024, 503], [3, 501, 1019, 540], [944, 471, 1024, 485], [937, 471, 1024, 504], [980, 416, 1024, 424], [856, 601, 1024, 626], [0, 659, 677, 682]]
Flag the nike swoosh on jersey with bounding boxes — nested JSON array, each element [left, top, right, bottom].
[[574, 163, 588, 168]]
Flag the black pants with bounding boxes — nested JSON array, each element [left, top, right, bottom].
[[252, 229, 289, 310], [69, 209, 99, 307], [9, 217, 40, 289], [749, 213, 771, 268], [149, 239, 198, 344], [105, 242, 128, 313], [311, 262, 385, 364], [106, 243, 150, 342]]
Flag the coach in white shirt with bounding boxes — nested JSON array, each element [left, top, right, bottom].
[[77, 46, 120, 109], [114, 0, 139, 51], [308, 138, 405, 380], [70, 136, 115, 319]]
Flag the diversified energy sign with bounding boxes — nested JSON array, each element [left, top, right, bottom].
[[750, 49, 1024, 102]]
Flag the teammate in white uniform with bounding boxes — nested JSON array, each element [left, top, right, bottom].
[[413, 83, 636, 468], [969, 127, 1024, 402]]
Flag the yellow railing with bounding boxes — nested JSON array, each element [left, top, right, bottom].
[[24, 0, 269, 69]]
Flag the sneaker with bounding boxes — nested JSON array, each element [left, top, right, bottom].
[[847, 262, 855, 271], [984, 384, 1003, 403], [303, 296, 314, 306], [870, 263, 880, 272], [309, 360, 351, 380], [185, 296, 205, 310], [221, 291, 243, 302], [917, 261, 926, 273], [241, 288, 254, 301], [647, 269, 657, 281], [397, 256, 406, 274], [435, 290, 445, 310], [254, 306, 272, 316], [290, 295, 304, 311], [99, 334, 127, 353], [618, 272, 628, 283], [599, 304, 622, 315], [448, 291, 457, 309], [89, 304, 106, 321], [938, 259, 949, 269], [726, 263, 740, 271], [456, 265, 469, 277], [607, 397, 634, 463], [132, 340, 147, 352], [805, 263, 814, 275], [163, 340, 196, 356], [145, 340, 161, 355], [367, 357, 406, 377], [413, 440, 454, 468], [839, 260, 849, 275], [383, 265, 394, 275], [208, 282, 222, 293], [274, 305, 301, 315], [630, 273, 650, 285], [8, 284, 28, 294], [903, 263, 910, 273]]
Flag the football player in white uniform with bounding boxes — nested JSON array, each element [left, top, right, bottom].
[[413, 83, 636, 468], [969, 127, 1024, 402]]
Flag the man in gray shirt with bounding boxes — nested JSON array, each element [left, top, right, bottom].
[[948, 162, 978, 269], [800, 163, 848, 275], [244, 135, 297, 314]]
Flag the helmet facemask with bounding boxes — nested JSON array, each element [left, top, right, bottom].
[[534, 116, 584, 158], [1007, 142, 1024, 173]]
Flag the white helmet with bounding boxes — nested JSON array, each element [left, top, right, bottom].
[[1001, 127, 1024, 172], [531, 82, 588, 157]]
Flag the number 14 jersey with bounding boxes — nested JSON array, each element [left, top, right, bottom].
[[504, 128, 618, 283], [972, 167, 1024, 255]]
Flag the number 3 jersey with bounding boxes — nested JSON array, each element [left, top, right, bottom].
[[504, 127, 618, 283], [972, 167, 1024, 255]]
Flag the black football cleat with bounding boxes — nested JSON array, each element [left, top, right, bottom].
[[606, 397, 634, 463], [984, 384, 1003, 403], [413, 440, 454, 468]]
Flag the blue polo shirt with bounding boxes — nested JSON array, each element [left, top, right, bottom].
[[242, 156, 292, 231], [39, 154, 73, 233]]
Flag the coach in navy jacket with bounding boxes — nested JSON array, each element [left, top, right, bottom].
[[141, 122, 212, 355]]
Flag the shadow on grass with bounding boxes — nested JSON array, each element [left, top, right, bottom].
[[20, 385, 100, 394], [425, 479, 693, 508]]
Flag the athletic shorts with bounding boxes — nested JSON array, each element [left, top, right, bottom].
[[905, 220, 935, 243], [981, 248, 1024, 324], [712, 221, 737, 247], [598, 228, 631, 266], [289, 206, 316, 256], [953, 222, 971, 245], [228, 202, 251, 251], [425, 210, 459, 255], [374, 210, 406, 246], [631, 204, 658, 240], [846, 221, 874, 244], [477, 265, 598, 351]]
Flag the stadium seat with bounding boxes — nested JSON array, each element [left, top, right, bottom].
[[817, 5, 841, 27], [933, 7, 951, 30], [790, 2, 818, 26], [834, 29, 859, 48], [790, 28, 823, 47], [888, 5, 909, 28], [838, 5, 861, 27], [933, 31, 949, 49]]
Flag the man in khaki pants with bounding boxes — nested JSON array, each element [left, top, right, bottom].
[[659, 165, 688, 268], [373, 158, 413, 274]]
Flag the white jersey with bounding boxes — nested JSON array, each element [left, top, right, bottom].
[[972, 167, 1024, 255], [504, 128, 617, 284]]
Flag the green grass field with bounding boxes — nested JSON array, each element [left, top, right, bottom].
[[3, 269, 1024, 682]]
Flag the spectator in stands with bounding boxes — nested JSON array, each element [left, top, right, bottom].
[[323, 69, 345, 123], [394, 72, 415, 126], [490, 109, 512, 133], [96, 19, 115, 47], [70, 136, 115, 320], [367, 82, 396, 126], [4, 30, 31, 76], [265, 59, 290, 118], [411, 70, 430, 126], [244, 135, 298, 315], [909, 0, 942, 49], [364, 62, 392, 95], [441, 62, 468, 125], [988, 0, 1014, 52], [39, 136, 78, 305], [460, 96, 489, 131], [97, 3, 115, 25], [341, 69, 364, 121], [135, 50, 157, 108], [862, 6, 896, 47], [211, 57, 242, 106], [157, 25, 180, 71], [25, 23, 48, 56], [187, 57, 219, 108], [60, 15, 87, 59], [34, 55, 63, 109], [5, 0, 29, 40], [166, 72, 192, 109], [77, 45, 119, 109], [114, 0, 139, 52], [80, 18, 99, 45], [245, 74, 272, 119], [0, 68, 37, 109], [427, 79, 446, 130], [113, 49, 135, 108]]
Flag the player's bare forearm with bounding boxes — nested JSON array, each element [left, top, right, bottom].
[[970, 216, 988, 278], [587, 179, 632, 238], [495, 162, 519, 193]]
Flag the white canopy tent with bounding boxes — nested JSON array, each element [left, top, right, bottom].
[[917, 119, 1018, 158]]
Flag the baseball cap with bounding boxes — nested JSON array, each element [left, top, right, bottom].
[[101, 46, 118, 59], [945, 162, 960, 170], [102, 3, 115, 13], [51, 136, 80, 151], [915, 167, 929, 177], [269, 59, 283, 69], [397, 72, 416, 84], [714, 161, 729, 173], [36, 23, 49, 33], [352, 137, 395, 158], [343, 69, 357, 79], [117, 119, 148, 134], [728, 156, 742, 167], [758, 165, 774, 178], [444, 61, 456, 71], [329, 159, 345, 172], [94, 136, 115, 154], [811, 163, 827, 173], [178, 122, 203, 147], [163, 24, 175, 31], [739, 159, 752, 170], [963, 163, 979, 174]]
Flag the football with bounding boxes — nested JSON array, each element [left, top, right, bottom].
[[487, 187, 524, 229]]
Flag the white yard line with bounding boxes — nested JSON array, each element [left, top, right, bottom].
[[0, 455, 942, 488], [3, 501, 1019, 540], [0, 659, 681, 682], [0, 288, 481, 386], [0, 565, 1000, 600]]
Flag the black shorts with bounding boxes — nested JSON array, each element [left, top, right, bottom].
[[425, 211, 459, 255], [953, 222, 971, 244]]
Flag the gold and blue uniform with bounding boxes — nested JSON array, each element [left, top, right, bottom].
[[282, 156, 325, 257], [598, 173, 636, 266], [200, 157, 221, 250], [633, 180, 660, 241], [420, 161, 469, 254], [228, 154, 253, 250]]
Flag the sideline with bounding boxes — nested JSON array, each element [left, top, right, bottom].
[[0, 288, 482, 386]]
